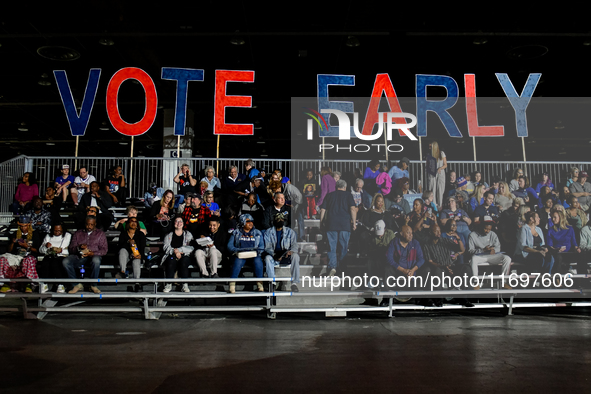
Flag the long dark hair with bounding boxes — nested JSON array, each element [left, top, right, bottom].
[[21, 172, 37, 186]]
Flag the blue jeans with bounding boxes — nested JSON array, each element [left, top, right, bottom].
[[264, 253, 301, 284], [231, 256, 263, 278], [327, 231, 350, 270], [62, 255, 102, 285]]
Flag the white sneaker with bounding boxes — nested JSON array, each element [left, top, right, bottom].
[[181, 283, 190, 293], [329, 268, 336, 277], [568, 267, 578, 275], [57, 285, 65, 293], [163, 284, 173, 293], [40, 283, 49, 293]]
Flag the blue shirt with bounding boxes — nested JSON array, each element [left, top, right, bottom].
[[388, 166, 408, 183], [547, 226, 578, 252]]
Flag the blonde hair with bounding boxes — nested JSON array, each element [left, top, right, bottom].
[[497, 181, 513, 199], [513, 197, 525, 206], [551, 209, 570, 231], [472, 185, 485, 204], [431, 141, 442, 160], [371, 193, 385, 212], [570, 167, 580, 178]]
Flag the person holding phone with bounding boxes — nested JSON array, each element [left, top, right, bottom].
[[174, 163, 197, 196]]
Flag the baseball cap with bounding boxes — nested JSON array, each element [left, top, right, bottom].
[[374, 220, 386, 236], [62, 164, 69, 170], [457, 177, 467, 187], [483, 215, 494, 223], [580, 171, 588, 178], [185, 192, 196, 199]]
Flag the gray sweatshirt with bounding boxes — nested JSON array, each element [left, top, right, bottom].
[[468, 231, 502, 254]]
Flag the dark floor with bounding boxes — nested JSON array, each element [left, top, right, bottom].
[[1, 308, 591, 393]]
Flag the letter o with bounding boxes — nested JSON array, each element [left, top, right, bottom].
[[353, 144, 370, 152], [106, 67, 158, 136], [387, 144, 404, 152]]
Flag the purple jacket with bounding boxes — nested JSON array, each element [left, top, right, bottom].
[[68, 228, 108, 256], [316, 174, 336, 207]]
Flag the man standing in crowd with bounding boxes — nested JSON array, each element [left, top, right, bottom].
[[569, 171, 591, 211], [320, 180, 357, 276], [263, 212, 300, 292], [71, 166, 96, 207], [55, 164, 75, 204], [63, 216, 108, 294]]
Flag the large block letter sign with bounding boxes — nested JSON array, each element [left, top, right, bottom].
[[214, 70, 255, 135]]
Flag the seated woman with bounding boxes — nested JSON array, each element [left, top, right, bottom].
[[547, 209, 581, 275], [471, 171, 489, 190], [565, 196, 587, 241], [115, 205, 148, 235], [494, 182, 514, 211], [440, 196, 472, 242], [227, 214, 265, 294], [535, 172, 555, 194], [396, 177, 418, 195], [363, 193, 393, 230], [469, 185, 486, 212], [201, 166, 222, 192], [38, 223, 71, 293], [514, 211, 554, 275], [538, 195, 555, 239], [558, 185, 572, 208], [12, 172, 39, 215], [0, 216, 40, 293], [513, 176, 538, 210], [150, 189, 175, 238], [538, 186, 557, 210], [407, 198, 435, 230], [441, 219, 467, 266], [162, 217, 194, 293], [565, 167, 579, 188], [509, 168, 524, 192], [117, 217, 146, 287], [197, 180, 209, 199], [239, 192, 265, 230]]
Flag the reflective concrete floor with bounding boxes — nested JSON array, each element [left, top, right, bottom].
[[1, 308, 591, 393]]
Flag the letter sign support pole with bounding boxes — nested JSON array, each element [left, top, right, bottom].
[[473, 136, 477, 162], [74, 136, 79, 171], [216, 135, 220, 176], [522, 137, 526, 162]]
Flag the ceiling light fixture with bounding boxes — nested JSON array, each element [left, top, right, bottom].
[[38, 73, 51, 86], [346, 36, 360, 47], [99, 38, 114, 46], [230, 31, 245, 46]]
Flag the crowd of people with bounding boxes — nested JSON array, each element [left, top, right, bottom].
[[2, 153, 589, 301], [1, 162, 303, 294]]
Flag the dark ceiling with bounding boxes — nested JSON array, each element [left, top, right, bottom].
[[1, 4, 590, 162]]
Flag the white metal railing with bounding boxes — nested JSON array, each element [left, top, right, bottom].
[[2, 156, 590, 214]]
